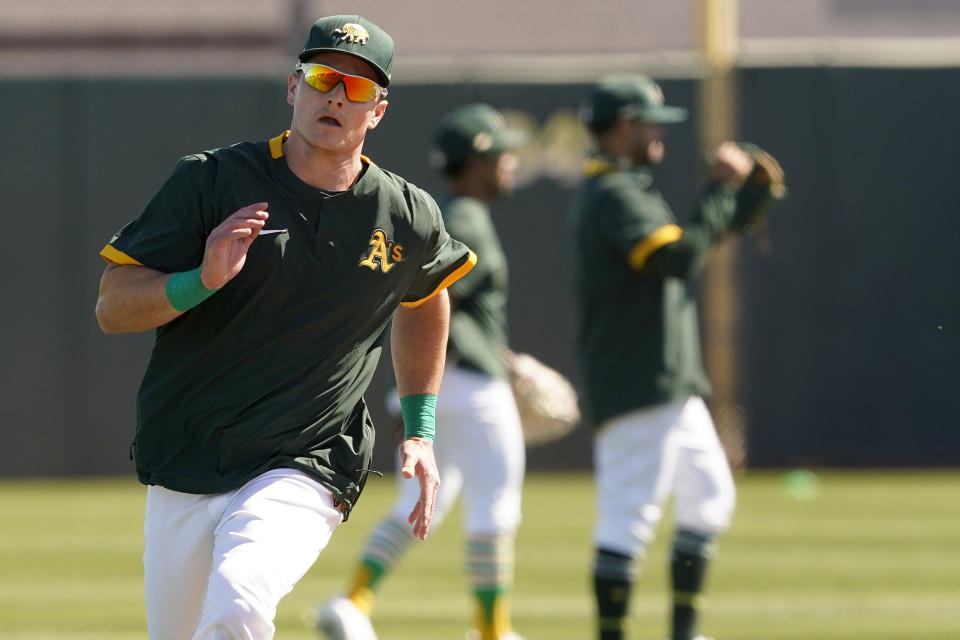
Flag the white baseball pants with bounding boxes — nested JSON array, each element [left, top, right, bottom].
[[389, 365, 526, 535], [594, 396, 736, 557], [143, 468, 343, 640]]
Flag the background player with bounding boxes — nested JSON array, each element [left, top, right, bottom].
[[94, 15, 475, 639], [568, 75, 761, 640], [316, 104, 527, 640]]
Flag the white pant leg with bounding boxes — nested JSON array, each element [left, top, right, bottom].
[[192, 469, 343, 640], [446, 369, 525, 536], [388, 367, 525, 536], [593, 400, 687, 557], [672, 397, 736, 535], [144, 486, 231, 640]]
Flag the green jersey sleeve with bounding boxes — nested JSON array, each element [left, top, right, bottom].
[[400, 190, 477, 308], [99, 154, 218, 271], [597, 176, 679, 270], [441, 198, 496, 302], [643, 181, 739, 279]]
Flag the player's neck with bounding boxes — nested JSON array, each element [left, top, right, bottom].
[[447, 176, 492, 204], [284, 134, 364, 191], [597, 142, 631, 164]]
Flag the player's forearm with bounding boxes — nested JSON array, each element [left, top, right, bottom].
[[690, 181, 739, 238], [391, 289, 450, 397], [95, 263, 184, 333], [645, 182, 739, 279]]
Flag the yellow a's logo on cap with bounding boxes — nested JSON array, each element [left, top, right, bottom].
[[472, 133, 494, 152], [644, 83, 665, 106], [335, 23, 370, 45]]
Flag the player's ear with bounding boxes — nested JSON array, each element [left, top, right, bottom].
[[286, 73, 298, 107], [367, 100, 388, 130]]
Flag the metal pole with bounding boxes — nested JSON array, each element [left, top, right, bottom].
[[698, 0, 747, 469]]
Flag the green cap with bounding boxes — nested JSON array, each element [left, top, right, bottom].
[[299, 15, 394, 87], [432, 103, 527, 170], [584, 74, 687, 129]]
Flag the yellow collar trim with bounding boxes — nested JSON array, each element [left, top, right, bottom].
[[269, 130, 375, 167], [583, 157, 622, 177], [269, 130, 290, 159]]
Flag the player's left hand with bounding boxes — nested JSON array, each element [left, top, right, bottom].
[[400, 437, 440, 540], [708, 141, 755, 187], [729, 143, 787, 233]]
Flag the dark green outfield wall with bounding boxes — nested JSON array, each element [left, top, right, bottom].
[[1, 67, 956, 477]]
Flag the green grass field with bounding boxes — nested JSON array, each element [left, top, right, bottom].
[[1, 471, 958, 639]]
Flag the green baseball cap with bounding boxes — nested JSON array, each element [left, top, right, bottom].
[[432, 103, 527, 170], [584, 75, 687, 129], [299, 15, 394, 87]]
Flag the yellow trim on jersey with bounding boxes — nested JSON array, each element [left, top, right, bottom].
[[99, 244, 143, 266], [582, 157, 620, 177], [401, 250, 477, 309], [269, 130, 290, 159], [268, 129, 375, 166], [628, 224, 683, 270]]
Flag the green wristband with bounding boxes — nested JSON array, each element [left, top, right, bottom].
[[399, 393, 438, 442], [165, 267, 218, 312]]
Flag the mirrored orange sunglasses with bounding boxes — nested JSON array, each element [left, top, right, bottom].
[[295, 62, 388, 103]]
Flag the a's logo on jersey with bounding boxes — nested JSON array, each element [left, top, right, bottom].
[[359, 229, 403, 273], [334, 23, 370, 45]]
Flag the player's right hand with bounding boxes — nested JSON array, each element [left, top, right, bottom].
[[708, 142, 754, 187], [400, 437, 440, 540], [200, 202, 269, 289]]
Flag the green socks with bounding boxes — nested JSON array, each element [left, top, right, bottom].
[[670, 529, 715, 640], [593, 530, 716, 640], [347, 518, 414, 615], [593, 547, 638, 640], [468, 535, 515, 640]]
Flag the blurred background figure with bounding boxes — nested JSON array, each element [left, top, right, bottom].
[[315, 104, 529, 640], [568, 75, 768, 640]]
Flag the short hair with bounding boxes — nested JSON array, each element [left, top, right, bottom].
[[588, 118, 618, 138], [441, 160, 469, 178]]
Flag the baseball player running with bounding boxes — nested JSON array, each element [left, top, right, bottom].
[[568, 75, 760, 640], [95, 15, 475, 639], [315, 104, 527, 640]]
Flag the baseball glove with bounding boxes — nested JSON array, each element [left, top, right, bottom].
[[730, 143, 787, 233], [507, 352, 580, 446]]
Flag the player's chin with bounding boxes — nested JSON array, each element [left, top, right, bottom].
[[303, 127, 355, 152], [309, 123, 343, 140]]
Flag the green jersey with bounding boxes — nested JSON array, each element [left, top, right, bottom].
[[101, 132, 475, 512], [441, 196, 509, 380], [568, 158, 739, 426]]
